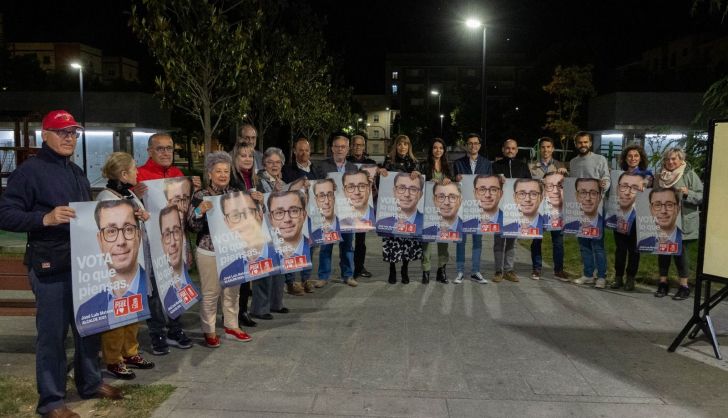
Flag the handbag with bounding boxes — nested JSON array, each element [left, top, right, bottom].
[[25, 239, 72, 277]]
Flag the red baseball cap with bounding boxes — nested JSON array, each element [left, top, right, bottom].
[[42, 110, 84, 130]]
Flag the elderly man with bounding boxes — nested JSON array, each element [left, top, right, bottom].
[[238, 123, 263, 170], [135, 133, 198, 355], [0, 110, 122, 418], [283, 136, 316, 182]]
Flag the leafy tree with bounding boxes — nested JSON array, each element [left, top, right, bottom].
[[130, 0, 261, 156], [542, 65, 596, 159]]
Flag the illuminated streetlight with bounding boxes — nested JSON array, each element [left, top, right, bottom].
[[431, 90, 441, 134], [465, 17, 487, 138], [439, 114, 444, 136], [69, 62, 87, 174]]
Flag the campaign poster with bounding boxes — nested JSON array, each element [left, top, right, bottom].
[[71, 200, 151, 337], [563, 177, 604, 239], [459, 175, 481, 234], [375, 171, 425, 237], [465, 174, 504, 235], [500, 178, 544, 239], [356, 163, 380, 203], [422, 181, 464, 242], [636, 188, 683, 255], [142, 178, 200, 319], [540, 172, 565, 231], [330, 170, 376, 233], [606, 170, 641, 234], [308, 178, 342, 245], [206, 191, 280, 286], [262, 190, 313, 273]]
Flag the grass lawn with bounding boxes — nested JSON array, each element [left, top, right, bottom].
[[524, 231, 698, 286], [0, 375, 175, 418]]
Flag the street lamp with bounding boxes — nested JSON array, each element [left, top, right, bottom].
[[431, 90, 441, 136], [70, 62, 87, 174], [439, 114, 444, 137], [465, 18, 487, 139]]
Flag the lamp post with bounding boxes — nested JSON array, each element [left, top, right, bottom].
[[70, 62, 86, 174], [466, 18, 487, 139], [439, 114, 444, 137], [431, 90, 441, 136]]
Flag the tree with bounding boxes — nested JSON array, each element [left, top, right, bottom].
[[542, 65, 596, 159], [130, 0, 261, 156]]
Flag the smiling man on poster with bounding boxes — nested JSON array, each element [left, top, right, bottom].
[[158, 205, 198, 318], [423, 181, 463, 241], [638, 188, 683, 255], [503, 178, 544, 237], [376, 172, 424, 235], [268, 190, 311, 271]]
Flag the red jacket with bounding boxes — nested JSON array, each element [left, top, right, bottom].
[[137, 158, 185, 182]]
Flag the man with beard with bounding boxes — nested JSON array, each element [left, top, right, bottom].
[[340, 169, 376, 229], [638, 188, 682, 254], [159, 205, 198, 318], [568, 132, 610, 289], [503, 178, 544, 236], [607, 172, 643, 290], [310, 179, 340, 243], [422, 182, 463, 241], [376, 172, 424, 234]]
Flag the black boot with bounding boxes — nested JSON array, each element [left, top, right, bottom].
[[388, 263, 397, 284], [239, 311, 257, 327], [654, 281, 669, 298], [624, 276, 635, 291], [610, 276, 623, 289], [401, 261, 410, 284], [436, 265, 449, 283], [422, 271, 430, 284]]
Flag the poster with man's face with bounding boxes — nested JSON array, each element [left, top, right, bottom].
[[459, 175, 481, 234], [331, 170, 376, 232], [539, 172, 565, 231], [606, 170, 641, 234], [263, 190, 312, 273], [467, 174, 504, 235], [207, 191, 279, 286], [71, 200, 150, 337], [501, 178, 544, 239], [636, 188, 683, 255], [422, 181, 464, 242], [563, 177, 604, 238], [375, 171, 426, 237], [142, 178, 200, 318], [308, 179, 342, 245]]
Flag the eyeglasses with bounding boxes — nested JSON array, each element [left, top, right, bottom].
[[619, 184, 642, 194], [467, 142, 480, 147], [577, 190, 600, 198], [544, 184, 563, 192], [161, 226, 183, 244], [154, 146, 174, 153], [332, 145, 349, 150], [224, 208, 259, 224], [100, 224, 139, 242], [651, 201, 677, 211], [49, 129, 80, 139], [515, 191, 541, 200], [435, 193, 460, 203], [475, 186, 500, 196], [352, 143, 365, 148], [265, 160, 283, 166], [344, 183, 369, 193], [315, 192, 335, 202], [395, 185, 421, 195], [169, 196, 190, 207], [271, 206, 304, 220]]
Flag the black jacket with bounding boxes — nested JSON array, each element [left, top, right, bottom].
[[492, 157, 532, 179], [282, 163, 316, 183], [312, 158, 358, 180]]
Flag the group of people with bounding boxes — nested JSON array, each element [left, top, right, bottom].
[[0, 109, 704, 418]]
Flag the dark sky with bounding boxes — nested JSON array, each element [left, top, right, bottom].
[[2, 0, 724, 93]]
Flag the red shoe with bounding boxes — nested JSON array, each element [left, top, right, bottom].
[[204, 334, 221, 348], [224, 327, 252, 342]]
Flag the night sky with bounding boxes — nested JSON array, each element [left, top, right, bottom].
[[2, 0, 724, 93]]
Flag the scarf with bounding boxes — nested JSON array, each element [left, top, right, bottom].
[[658, 162, 686, 188], [239, 168, 253, 190], [106, 179, 133, 197]]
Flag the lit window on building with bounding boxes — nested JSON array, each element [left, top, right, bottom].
[[392, 84, 398, 95], [392, 71, 398, 80], [373, 114, 379, 123]]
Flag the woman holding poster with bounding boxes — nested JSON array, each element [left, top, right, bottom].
[[187, 152, 252, 347], [380, 135, 423, 284], [96, 152, 155, 379], [653, 147, 703, 300], [419, 138, 453, 284]]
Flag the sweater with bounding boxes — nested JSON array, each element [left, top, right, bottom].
[[569, 152, 611, 190]]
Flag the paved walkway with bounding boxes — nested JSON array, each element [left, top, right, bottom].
[[2, 235, 728, 417]]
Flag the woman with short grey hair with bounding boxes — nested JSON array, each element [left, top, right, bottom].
[[258, 147, 286, 193]]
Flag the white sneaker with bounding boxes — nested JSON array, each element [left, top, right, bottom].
[[573, 276, 595, 285], [470, 272, 488, 284], [453, 272, 464, 284], [595, 278, 606, 289]]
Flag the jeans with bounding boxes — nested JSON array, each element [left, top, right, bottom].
[[456, 234, 482, 273], [318, 232, 354, 280], [146, 270, 182, 338], [658, 240, 690, 278], [30, 269, 101, 414], [284, 247, 313, 284], [531, 230, 564, 272], [493, 236, 516, 272], [422, 242, 449, 271], [578, 235, 607, 279], [251, 275, 286, 315], [614, 227, 640, 278], [354, 232, 367, 274]]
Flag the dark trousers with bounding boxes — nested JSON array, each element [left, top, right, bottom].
[[354, 232, 367, 274], [530, 230, 564, 272], [251, 275, 285, 315], [658, 240, 690, 278], [614, 226, 640, 278], [30, 270, 101, 414], [146, 272, 182, 338], [238, 281, 252, 313]]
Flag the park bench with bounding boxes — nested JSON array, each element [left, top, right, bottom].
[[0, 258, 35, 316]]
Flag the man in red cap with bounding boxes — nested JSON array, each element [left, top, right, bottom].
[[133, 133, 200, 355], [0, 110, 123, 418]]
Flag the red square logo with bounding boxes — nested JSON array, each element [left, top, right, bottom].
[[113, 297, 129, 316], [128, 294, 143, 313]]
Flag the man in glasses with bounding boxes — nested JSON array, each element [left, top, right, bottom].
[[238, 123, 263, 170], [135, 132, 196, 355], [159, 206, 198, 318], [607, 172, 644, 290], [163, 177, 193, 222], [77, 199, 149, 333], [607, 173, 642, 234], [268, 191, 310, 262], [638, 188, 682, 255], [346, 135, 377, 280], [376, 172, 424, 234], [340, 169, 375, 229], [566, 178, 607, 287], [310, 179, 340, 244], [503, 178, 544, 237], [422, 182, 463, 240], [0, 110, 123, 416], [464, 174, 503, 232]]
